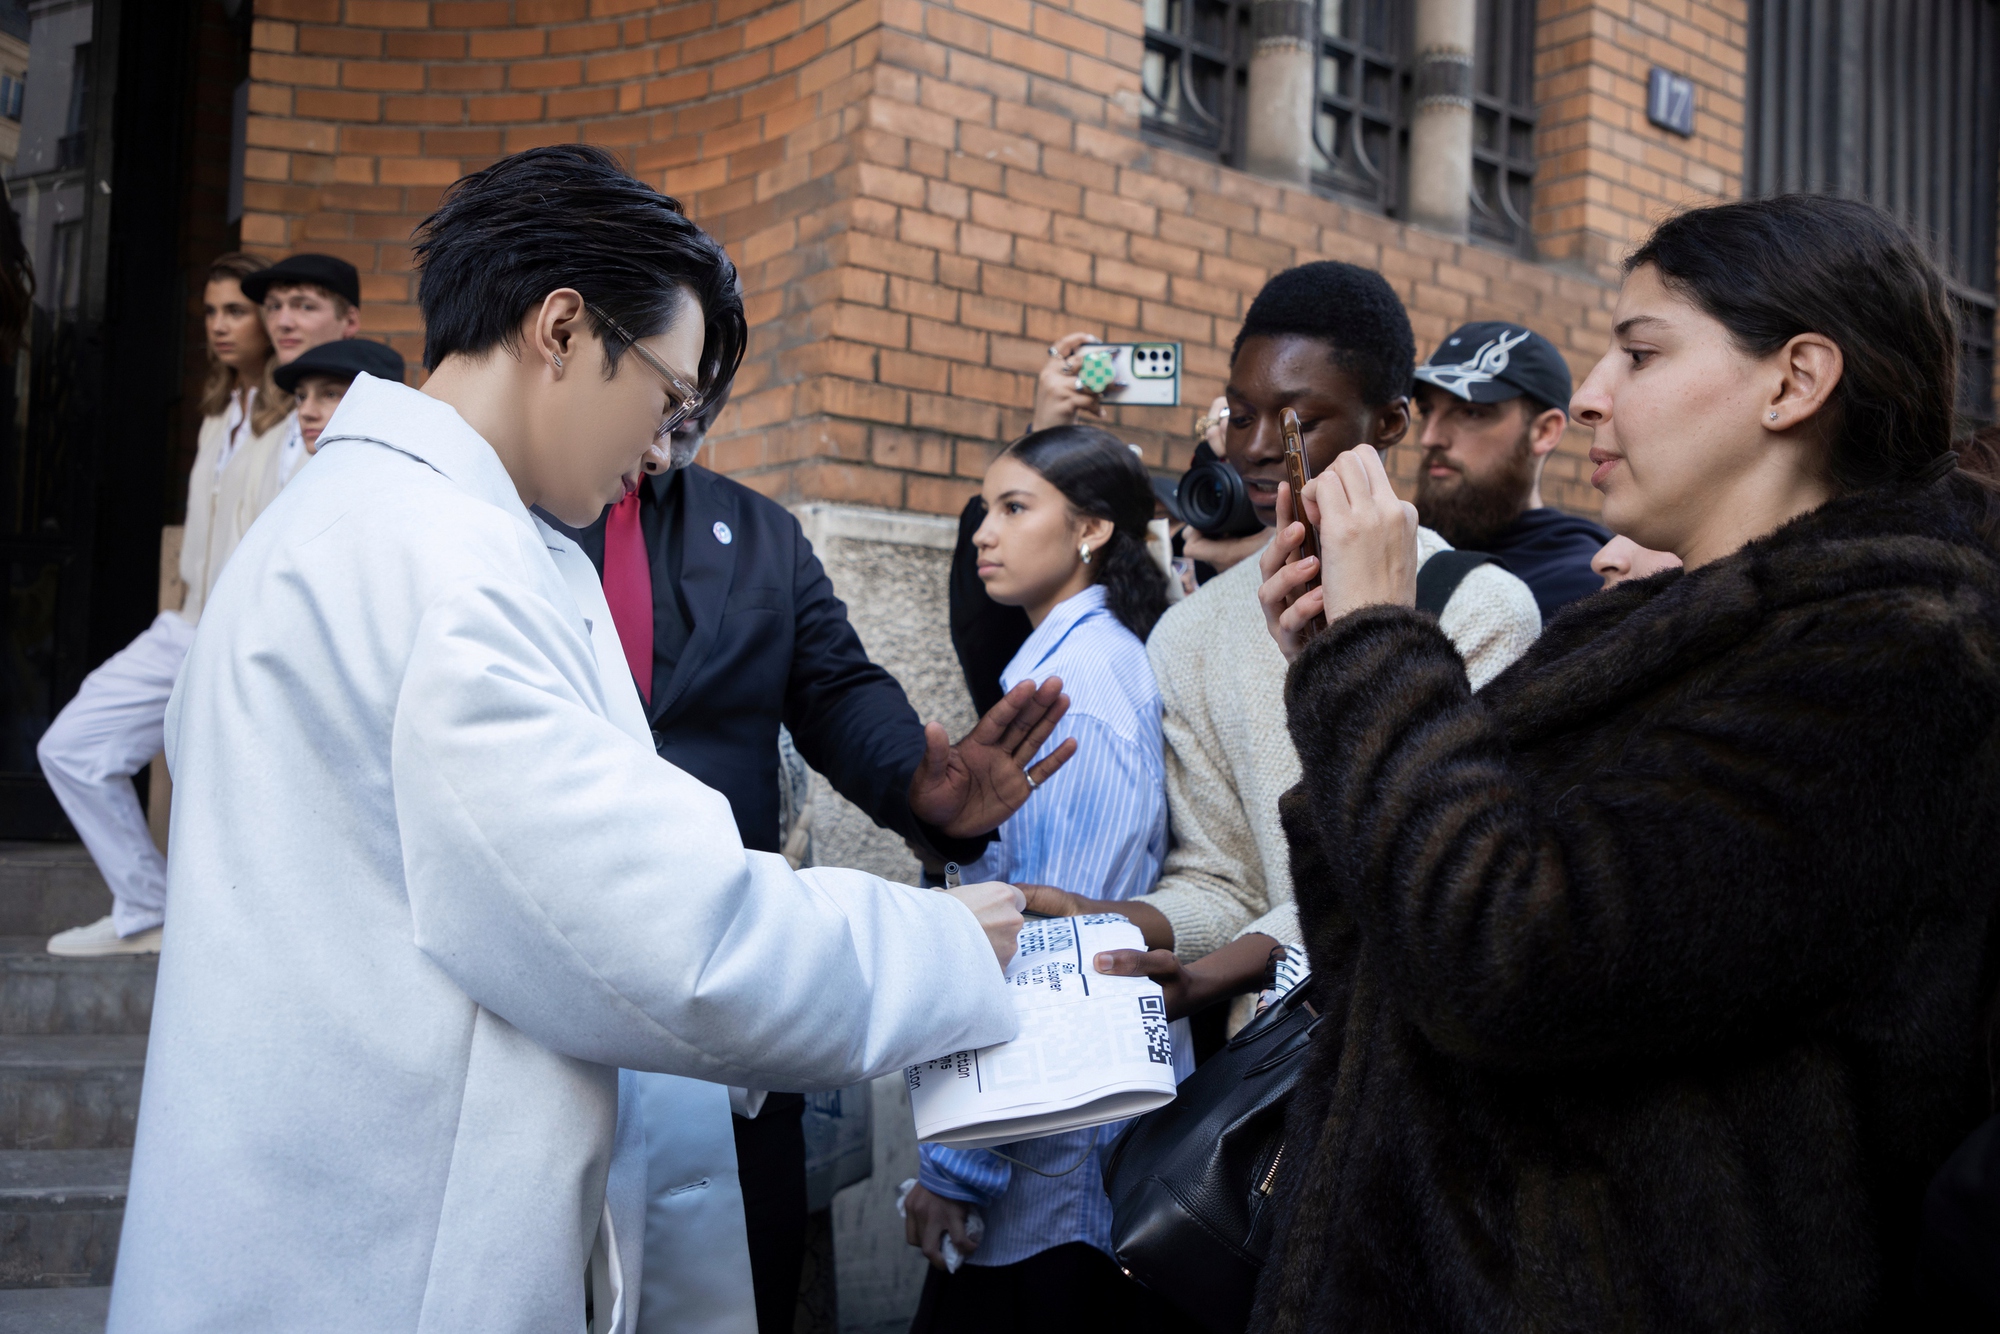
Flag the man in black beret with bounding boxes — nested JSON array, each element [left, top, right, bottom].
[[244, 254, 366, 496], [1411, 321, 1611, 619], [271, 338, 406, 458]]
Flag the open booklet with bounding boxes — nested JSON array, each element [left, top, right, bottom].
[[906, 914, 1178, 1151]]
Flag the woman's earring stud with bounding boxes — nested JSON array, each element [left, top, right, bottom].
[[552, 353, 564, 371], [1768, 410, 1778, 420], [1080, 543, 1092, 565]]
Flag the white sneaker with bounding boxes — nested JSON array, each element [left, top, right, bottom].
[[47, 915, 162, 958]]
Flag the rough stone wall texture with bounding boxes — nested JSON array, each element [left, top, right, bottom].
[[788, 506, 967, 1334], [790, 505, 971, 884], [232, 0, 1769, 517], [1532, 0, 1748, 279]]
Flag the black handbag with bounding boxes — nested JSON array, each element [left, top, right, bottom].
[[1101, 984, 1324, 1334]]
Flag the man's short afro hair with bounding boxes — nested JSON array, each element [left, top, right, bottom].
[[1232, 261, 1415, 407]]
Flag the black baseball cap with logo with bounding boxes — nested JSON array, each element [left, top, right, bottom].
[[1413, 321, 1572, 414], [273, 338, 405, 394], [241, 253, 362, 308]]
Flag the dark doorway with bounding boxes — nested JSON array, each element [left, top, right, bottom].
[[0, 0, 214, 837]]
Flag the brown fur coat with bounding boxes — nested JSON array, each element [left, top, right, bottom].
[[1257, 482, 2000, 1333]]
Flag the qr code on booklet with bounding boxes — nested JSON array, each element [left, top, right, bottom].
[[1139, 995, 1170, 1065]]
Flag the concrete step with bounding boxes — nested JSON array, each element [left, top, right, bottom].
[[0, 1150, 127, 1288], [0, 848, 111, 941], [0, 1038, 145, 1151], [0, 941, 154, 1038], [0, 1283, 108, 1331]]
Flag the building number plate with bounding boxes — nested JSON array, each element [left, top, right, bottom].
[[1648, 67, 1696, 137]]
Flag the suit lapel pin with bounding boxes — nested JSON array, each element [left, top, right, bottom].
[[712, 520, 733, 546]]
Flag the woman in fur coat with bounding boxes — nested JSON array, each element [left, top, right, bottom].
[[1251, 195, 2000, 1331]]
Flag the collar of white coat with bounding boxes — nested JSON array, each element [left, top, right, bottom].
[[1001, 582, 1108, 690], [314, 372, 539, 537]]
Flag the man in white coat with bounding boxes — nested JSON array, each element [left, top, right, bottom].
[[108, 145, 1026, 1334]]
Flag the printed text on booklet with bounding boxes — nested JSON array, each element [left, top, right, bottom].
[[906, 915, 1177, 1150]]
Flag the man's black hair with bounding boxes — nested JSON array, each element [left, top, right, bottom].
[[412, 144, 747, 407], [1231, 260, 1414, 407]]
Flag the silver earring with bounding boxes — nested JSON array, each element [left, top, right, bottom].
[[552, 353, 564, 371], [1768, 410, 1778, 420], [1080, 543, 1092, 565]]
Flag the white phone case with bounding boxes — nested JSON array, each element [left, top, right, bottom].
[[1089, 342, 1181, 407]]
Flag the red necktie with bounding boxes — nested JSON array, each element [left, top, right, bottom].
[[602, 491, 654, 705]]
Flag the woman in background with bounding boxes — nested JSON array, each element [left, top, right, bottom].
[[38, 252, 285, 957], [904, 424, 1187, 1333]]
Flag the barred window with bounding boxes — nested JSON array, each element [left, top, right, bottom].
[[1140, 0, 1541, 239], [1471, 0, 1538, 252], [1311, 0, 1407, 211], [1142, 0, 1251, 160], [1748, 0, 2000, 423]]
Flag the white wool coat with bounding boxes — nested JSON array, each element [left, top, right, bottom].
[[108, 374, 1017, 1333]]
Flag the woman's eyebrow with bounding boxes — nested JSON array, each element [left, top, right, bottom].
[[1613, 314, 1669, 337]]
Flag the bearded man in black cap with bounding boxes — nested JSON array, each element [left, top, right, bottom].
[[1410, 321, 1610, 618]]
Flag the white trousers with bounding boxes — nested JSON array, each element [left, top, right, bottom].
[[37, 611, 194, 936]]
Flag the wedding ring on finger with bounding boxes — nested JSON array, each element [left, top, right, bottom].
[[1024, 770, 1040, 791]]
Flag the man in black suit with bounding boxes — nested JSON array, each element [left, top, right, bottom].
[[556, 400, 1073, 1334]]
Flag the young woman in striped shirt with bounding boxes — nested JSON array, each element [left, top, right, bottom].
[[903, 425, 1193, 1333]]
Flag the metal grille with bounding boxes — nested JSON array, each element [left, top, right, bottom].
[[1471, 0, 1538, 251], [1312, 0, 1407, 210], [1142, 0, 1252, 160], [1747, 0, 2000, 423]]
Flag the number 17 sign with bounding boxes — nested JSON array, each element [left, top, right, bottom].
[[1648, 67, 1696, 137]]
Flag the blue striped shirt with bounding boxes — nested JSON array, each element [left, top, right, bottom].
[[918, 584, 1172, 1267]]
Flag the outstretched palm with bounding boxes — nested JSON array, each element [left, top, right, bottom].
[[908, 677, 1076, 838]]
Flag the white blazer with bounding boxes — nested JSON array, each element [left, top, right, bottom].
[[108, 374, 1017, 1334]]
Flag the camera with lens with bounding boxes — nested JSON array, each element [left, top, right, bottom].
[[1175, 442, 1263, 540]]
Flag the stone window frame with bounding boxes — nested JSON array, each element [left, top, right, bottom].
[[1311, 0, 1409, 213], [1470, 0, 1540, 253], [1140, 0, 1252, 161], [1139, 0, 1542, 245]]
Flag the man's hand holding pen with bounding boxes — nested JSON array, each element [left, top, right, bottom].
[[942, 876, 1026, 969]]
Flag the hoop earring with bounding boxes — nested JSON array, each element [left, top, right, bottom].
[[1079, 543, 1092, 565]]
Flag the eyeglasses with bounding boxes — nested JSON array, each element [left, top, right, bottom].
[[583, 301, 705, 439]]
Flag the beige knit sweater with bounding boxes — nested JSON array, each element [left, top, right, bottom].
[[1142, 528, 1542, 960]]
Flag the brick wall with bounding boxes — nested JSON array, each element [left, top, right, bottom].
[[1533, 0, 1747, 278], [240, 0, 1754, 520], [734, 0, 1621, 515]]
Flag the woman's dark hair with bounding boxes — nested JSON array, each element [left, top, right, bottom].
[[411, 144, 747, 408], [1005, 425, 1169, 642], [1627, 195, 1960, 493]]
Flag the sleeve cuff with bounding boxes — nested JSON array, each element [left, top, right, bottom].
[[916, 1147, 1002, 1206], [910, 820, 997, 868], [1143, 883, 1251, 962], [1236, 901, 1302, 952]]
